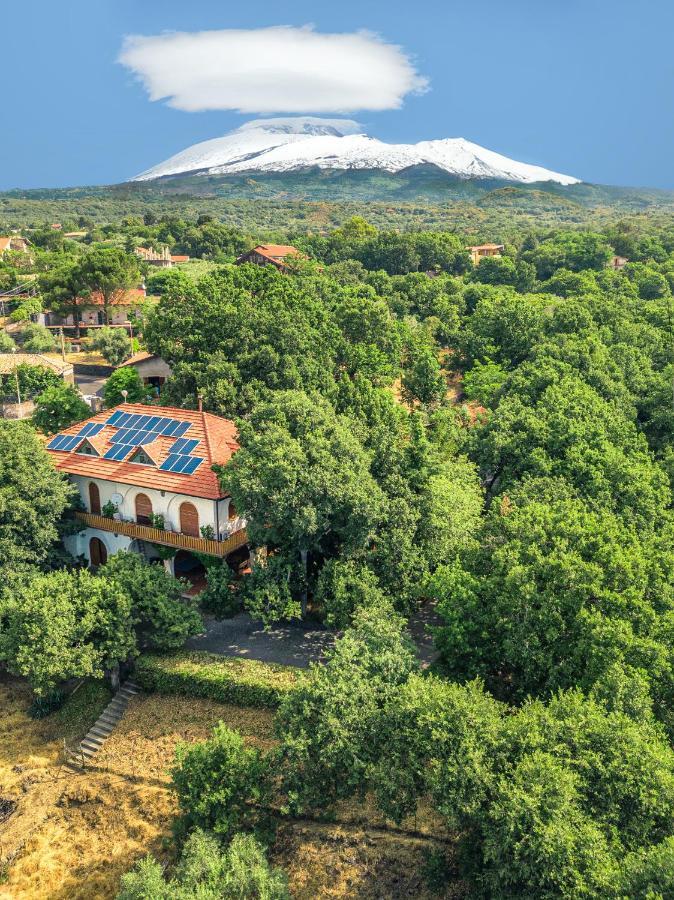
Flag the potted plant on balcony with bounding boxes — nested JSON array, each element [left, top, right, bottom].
[[101, 500, 119, 520]]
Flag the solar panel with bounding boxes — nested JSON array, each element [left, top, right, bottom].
[[181, 456, 204, 475], [78, 422, 104, 438], [173, 421, 192, 438], [159, 453, 205, 474], [58, 435, 83, 452], [171, 437, 199, 455], [47, 434, 69, 450], [106, 410, 125, 426], [103, 444, 133, 461]]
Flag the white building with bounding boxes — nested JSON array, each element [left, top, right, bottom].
[[46, 403, 249, 585]]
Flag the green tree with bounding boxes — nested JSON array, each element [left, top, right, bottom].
[[0, 330, 16, 352], [0, 569, 134, 696], [90, 326, 132, 366], [76, 247, 140, 324], [0, 420, 74, 580], [100, 551, 202, 650], [103, 367, 149, 407], [218, 391, 384, 618], [21, 322, 55, 353], [171, 724, 271, 840], [33, 382, 90, 434]]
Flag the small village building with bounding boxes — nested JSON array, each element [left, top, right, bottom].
[[135, 247, 190, 268], [46, 403, 249, 584], [0, 352, 74, 418], [609, 255, 628, 271], [116, 351, 172, 396], [0, 236, 31, 257], [236, 244, 300, 272], [43, 287, 147, 328], [467, 243, 505, 266]]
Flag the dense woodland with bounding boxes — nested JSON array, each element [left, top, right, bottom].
[[3, 204, 674, 897]]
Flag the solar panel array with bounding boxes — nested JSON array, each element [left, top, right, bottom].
[[159, 453, 203, 474], [47, 434, 84, 452], [48, 410, 206, 475]]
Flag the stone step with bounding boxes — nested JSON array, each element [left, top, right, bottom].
[[98, 714, 122, 728], [89, 725, 112, 739], [80, 738, 103, 752], [74, 679, 140, 761]]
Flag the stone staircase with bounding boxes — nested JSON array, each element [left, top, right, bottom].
[[68, 680, 140, 766]]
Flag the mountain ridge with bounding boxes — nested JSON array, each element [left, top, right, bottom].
[[132, 117, 580, 186]]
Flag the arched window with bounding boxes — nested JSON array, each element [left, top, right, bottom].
[[89, 482, 101, 515], [179, 502, 200, 537], [228, 500, 237, 520], [89, 537, 107, 568], [135, 493, 153, 525]]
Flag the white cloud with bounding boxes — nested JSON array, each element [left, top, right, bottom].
[[118, 26, 428, 114]]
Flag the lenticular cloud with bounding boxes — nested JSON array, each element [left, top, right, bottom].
[[118, 26, 429, 114]]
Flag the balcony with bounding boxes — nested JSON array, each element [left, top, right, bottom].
[[74, 511, 248, 558]]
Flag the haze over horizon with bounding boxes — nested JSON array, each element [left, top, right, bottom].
[[3, 0, 674, 191]]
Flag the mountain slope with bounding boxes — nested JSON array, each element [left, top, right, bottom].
[[133, 117, 580, 186]]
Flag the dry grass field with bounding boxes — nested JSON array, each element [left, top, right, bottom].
[[0, 677, 461, 899]]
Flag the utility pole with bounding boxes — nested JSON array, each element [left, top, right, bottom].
[[11, 347, 22, 418], [59, 327, 66, 362]]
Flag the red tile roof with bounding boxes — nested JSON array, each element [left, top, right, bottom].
[[236, 244, 301, 268], [85, 288, 146, 306], [47, 403, 239, 499], [170, 255, 190, 263]]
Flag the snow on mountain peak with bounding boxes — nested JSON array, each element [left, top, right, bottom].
[[132, 117, 580, 185]]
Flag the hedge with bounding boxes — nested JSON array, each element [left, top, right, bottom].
[[134, 651, 300, 708]]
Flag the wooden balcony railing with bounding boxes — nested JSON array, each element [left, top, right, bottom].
[[74, 511, 248, 558]]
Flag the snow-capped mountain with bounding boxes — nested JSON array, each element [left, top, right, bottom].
[[132, 117, 580, 186]]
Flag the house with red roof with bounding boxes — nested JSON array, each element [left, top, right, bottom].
[[47, 403, 249, 582], [235, 244, 301, 272], [43, 287, 147, 328]]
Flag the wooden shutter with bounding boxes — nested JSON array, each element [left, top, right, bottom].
[[135, 493, 153, 525], [89, 537, 107, 568], [180, 502, 200, 537], [89, 482, 101, 515]]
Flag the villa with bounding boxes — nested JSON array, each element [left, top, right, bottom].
[[235, 244, 300, 271], [46, 403, 249, 584]]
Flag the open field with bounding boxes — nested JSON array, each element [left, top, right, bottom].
[[0, 679, 459, 899]]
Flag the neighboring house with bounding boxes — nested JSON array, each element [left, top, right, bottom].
[[135, 247, 190, 267], [609, 255, 628, 271], [46, 403, 249, 581], [116, 351, 172, 395], [0, 236, 31, 256], [467, 243, 505, 266], [236, 244, 300, 271], [0, 352, 74, 384], [43, 287, 147, 328]]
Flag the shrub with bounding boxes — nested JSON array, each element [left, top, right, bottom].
[[0, 330, 16, 351], [90, 326, 132, 366], [200, 561, 241, 618], [134, 651, 299, 708], [172, 724, 271, 839], [103, 366, 149, 407], [21, 322, 55, 353], [33, 382, 90, 434]]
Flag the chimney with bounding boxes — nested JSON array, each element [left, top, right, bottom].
[[197, 394, 203, 412]]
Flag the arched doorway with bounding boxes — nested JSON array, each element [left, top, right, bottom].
[[89, 537, 107, 568], [174, 550, 206, 593], [135, 493, 153, 525], [89, 482, 101, 515], [179, 502, 200, 537]]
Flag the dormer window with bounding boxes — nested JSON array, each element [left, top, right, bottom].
[[76, 439, 100, 456], [129, 447, 156, 467]]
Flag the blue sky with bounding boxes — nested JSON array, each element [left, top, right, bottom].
[[4, 0, 674, 190]]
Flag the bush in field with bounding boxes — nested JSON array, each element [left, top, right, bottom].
[[171, 723, 272, 840], [90, 326, 132, 366], [117, 829, 289, 899], [21, 322, 55, 353], [33, 382, 90, 434]]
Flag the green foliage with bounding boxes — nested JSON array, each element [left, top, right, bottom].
[[21, 322, 55, 353], [100, 552, 202, 650], [134, 651, 298, 708], [9, 296, 42, 323], [103, 366, 149, 406], [200, 562, 241, 618], [171, 724, 271, 840], [461, 358, 507, 407], [90, 326, 132, 366], [0, 363, 61, 402], [118, 830, 289, 900], [0, 420, 75, 579], [0, 569, 135, 695], [0, 330, 16, 351], [314, 558, 387, 629], [32, 382, 90, 433]]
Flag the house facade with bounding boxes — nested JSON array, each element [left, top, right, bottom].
[[42, 288, 147, 328], [467, 243, 505, 266], [235, 244, 300, 271], [116, 352, 172, 396], [46, 403, 249, 581]]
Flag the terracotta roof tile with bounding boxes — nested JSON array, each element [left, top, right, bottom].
[[47, 403, 238, 500]]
